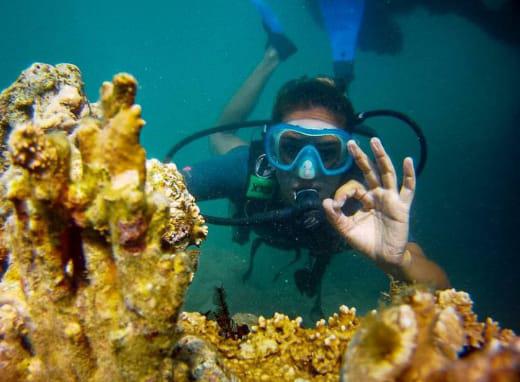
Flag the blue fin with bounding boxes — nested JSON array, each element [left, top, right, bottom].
[[250, 0, 297, 60], [318, 0, 365, 63]]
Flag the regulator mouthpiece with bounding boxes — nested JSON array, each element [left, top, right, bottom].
[[295, 189, 324, 230]]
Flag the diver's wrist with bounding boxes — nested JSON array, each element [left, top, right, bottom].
[[399, 248, 413, 270], [375, 247, 413, 280]]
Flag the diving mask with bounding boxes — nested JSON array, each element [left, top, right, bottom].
[[264, 122, 353, 179]]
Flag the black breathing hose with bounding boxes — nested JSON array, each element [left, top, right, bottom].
[[205, 207, 296, 226], [163, 120, 271, 163], [356, 110, 427, 176]]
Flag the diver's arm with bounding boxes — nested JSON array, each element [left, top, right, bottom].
[[375, 242, 451, 290], [181, 146, 250, 201], [210, 48, 281, 155]]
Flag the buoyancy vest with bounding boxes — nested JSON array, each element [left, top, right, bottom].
[[231, 140, 351, 255]]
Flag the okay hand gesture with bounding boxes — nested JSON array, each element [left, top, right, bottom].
[[323, 138, 416, 266]]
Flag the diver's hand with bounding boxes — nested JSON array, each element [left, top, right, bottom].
[[323, 138, 416, 267]]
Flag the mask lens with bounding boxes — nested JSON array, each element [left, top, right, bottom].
[[315, 138, 343, 169], [278, 131, 346, 168], [279, 131, 308, 164]]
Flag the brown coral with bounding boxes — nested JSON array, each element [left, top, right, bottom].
[[0, 63, 206, 381], [340, 287, 519, 382], [340, 305, 418, 382], [428, 337, 520, 382]]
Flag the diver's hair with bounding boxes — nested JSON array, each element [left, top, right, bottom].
[[271, 76, 357, 131]]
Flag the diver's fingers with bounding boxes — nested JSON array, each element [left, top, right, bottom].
[[370, 138, 397, 192], [351, 187, 375, 211], [325, 181, 363, 217], [323, 198, 345, 226], [333, 178, 374, 211], [347, 140, 380, 189], [323, 198, 357, 236], [399, 157, 416, 204], [323, 198, 342, 217], [334, 179, 366, 201]]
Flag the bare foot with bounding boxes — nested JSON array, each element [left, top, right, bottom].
[[263, 46, 281, 70]]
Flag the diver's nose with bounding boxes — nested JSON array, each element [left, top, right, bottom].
[[298, 159, 316, 180]]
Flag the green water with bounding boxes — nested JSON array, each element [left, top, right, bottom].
[[1, 1, 518, 330]]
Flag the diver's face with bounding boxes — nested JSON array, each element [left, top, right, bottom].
[[275, 108, 345, 205]]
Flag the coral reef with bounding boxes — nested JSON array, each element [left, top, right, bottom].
[[0, 64, 518, 381], [340, 287, 519, 382], [0, 63, 207, 381], [173, 287, 519, 382], [175, 306, 359, 381]]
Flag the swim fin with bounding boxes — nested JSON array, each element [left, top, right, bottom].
[[250, 0, 297, 60], [318, 0, 365, 89], [333, 60, 354, 91]]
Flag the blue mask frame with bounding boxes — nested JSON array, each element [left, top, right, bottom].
[[264, 123, 353, 179]]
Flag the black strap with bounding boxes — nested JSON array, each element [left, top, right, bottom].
[[230, 140, 268, 244]]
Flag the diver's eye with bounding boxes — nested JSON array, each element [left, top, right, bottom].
[[316, 141, 342, 168], [280, 136, 306, 164]]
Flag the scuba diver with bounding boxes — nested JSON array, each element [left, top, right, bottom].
[[176, 77, 450, 317], [169, 0, 450, 318]]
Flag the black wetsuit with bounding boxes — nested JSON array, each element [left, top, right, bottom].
[[180, 144, 363, 317]]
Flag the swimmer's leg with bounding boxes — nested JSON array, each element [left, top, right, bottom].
[[295, 250, 332, 319], [242, 237, 264, 282], [210, 1, 297, 155], [310, 282, 325, 321], [250, 0, 297, 60], [210, 46, 281, 155], [272, 247, 302, 282]]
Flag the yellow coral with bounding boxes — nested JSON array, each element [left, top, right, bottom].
[[100, 73, 137, 119], [436, 288, 484, 347], [145, 159, 207, 248], [0, 64, 206, 382], [341, 305, 418, 382], [176, 306, 359, 381]]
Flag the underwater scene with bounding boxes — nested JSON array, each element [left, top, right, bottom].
[[0, 0, 519, 381]]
